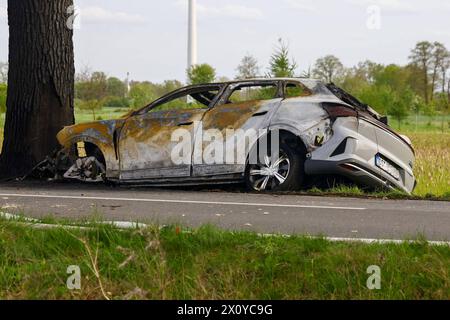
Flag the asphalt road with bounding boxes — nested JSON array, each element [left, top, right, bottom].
[[0, 182, 449, 241]]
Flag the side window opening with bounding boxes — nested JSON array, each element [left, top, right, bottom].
[[285, 82, 311, 98], [144, 87, 221, 114], [226, 83, 279, 104]]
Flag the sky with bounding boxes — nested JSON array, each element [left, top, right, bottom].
[[0, 0, 450, 82]]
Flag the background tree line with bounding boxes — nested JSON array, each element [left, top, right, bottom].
[[1, 40, 448, 128], [239, 39, 450, 129]]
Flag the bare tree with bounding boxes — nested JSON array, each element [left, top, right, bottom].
[[353, 60, 380, 84], [409, 41, 434, 104], [447, 77, 450, 98], [430, 42, 449, 99], [438, 48, 450, 93], [313, 55, 344, 83], [236, 54, 260, 79], [75, 64, 93, 82], [301, 66, 312, 78], [0, 0, 75, 178]]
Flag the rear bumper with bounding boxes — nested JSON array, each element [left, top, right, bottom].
[[305, 158, 416, 194], [303, 117, 416, 194]]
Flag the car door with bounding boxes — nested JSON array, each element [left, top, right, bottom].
[[192, 81, 283, 176], [119, 85, 222, 181]]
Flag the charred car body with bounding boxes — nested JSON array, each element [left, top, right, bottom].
[[54, 78, 416, 193]]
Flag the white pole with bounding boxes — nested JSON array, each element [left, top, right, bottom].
[[188, 0, 198, 71], [125, 72, 130, 97]]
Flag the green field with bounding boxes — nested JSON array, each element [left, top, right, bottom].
[[308, 131, 450, 199], [389, 114, 450, 133], [74, 107, 129, 124], [0, 109, 449, 198], [0, 220, 449, 300]]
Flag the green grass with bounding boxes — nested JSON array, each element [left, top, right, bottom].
[[303, 185, 415, 200], [74, 107, 129, 123], [389, 114, 450, 133], [408, 132, 450, 198], [0, 219, 449, 300]]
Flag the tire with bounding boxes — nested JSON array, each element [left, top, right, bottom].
[[245, 138, 305, 192], [91, 147, 107, 182], [63, 144, 106, 183]]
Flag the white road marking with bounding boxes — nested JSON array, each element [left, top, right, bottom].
[[0, 211, 39, 222], [0, 193, 366, 211], [260, 233, 450, 246], [323, 237, 450, 246]]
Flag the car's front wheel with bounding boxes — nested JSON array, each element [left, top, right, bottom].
[[244, 140, 304, 192], [63, 145, 106, 183]]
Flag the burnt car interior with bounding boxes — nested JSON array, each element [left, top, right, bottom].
[[134, 80, 312, 116], [285, 82, 312, 98], [225, 83, 280, 104], [137, 85, 223, 115]]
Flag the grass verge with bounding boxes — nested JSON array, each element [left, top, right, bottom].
[[0, 219, 449, 300], [298, 185, 450, 201]]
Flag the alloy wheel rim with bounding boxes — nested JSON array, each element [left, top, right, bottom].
[[249, 152, 291, 191]]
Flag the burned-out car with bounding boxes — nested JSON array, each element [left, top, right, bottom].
[[55, 78, 416, 193]]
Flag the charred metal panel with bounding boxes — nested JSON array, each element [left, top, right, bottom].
[[192, 98, 282, 176], [56, 120, 123, 178], [270, 97, 333, 152], [119, 108, 206, 180]]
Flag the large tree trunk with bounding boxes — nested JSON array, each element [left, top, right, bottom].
[[0, 0, 75, 178]]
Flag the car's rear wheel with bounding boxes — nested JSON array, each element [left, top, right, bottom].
[[245, 139, 304, 192]]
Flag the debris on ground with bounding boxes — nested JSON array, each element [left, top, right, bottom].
[[64, 157, 105, 182]]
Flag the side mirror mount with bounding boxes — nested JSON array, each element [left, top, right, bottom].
[[380, 116, 389, 126]]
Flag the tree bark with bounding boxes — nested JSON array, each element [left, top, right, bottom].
[[0, 0, 75, 178], [422, 60, 429, 104], [442, 67, 447, 94], [430, 65, 438, 102]]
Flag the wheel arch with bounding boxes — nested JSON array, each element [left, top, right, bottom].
[[64, 136, 109, 169], [277, 129, 308, 157], [246, 127, 308, 162]]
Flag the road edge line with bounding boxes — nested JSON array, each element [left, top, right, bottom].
[[2, 211, 449, 247]]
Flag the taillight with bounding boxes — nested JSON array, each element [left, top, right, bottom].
[[323, 104, 358, 119]]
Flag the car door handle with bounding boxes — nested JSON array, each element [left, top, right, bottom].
[[252, 111, 268, 117], [177, 121, 194, 126]]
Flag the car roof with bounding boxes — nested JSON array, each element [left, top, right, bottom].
[[182, 78, 323, 91], [184, 77, 316, 85], [180, 78, 323, 94]]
